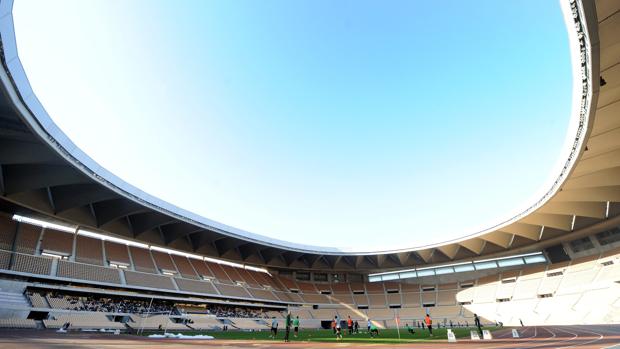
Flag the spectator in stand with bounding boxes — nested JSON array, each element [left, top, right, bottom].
[[26, 290, 272, 318]]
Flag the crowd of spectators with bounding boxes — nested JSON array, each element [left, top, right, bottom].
[[29, 291, 174, 314], [79, 296, 172, 314], [28, 290, 269, 318], [204, 304, 267, 318]]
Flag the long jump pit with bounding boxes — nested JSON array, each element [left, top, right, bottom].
[[0, 326, 619, 349]]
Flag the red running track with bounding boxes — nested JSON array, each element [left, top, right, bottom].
[[0, 326, 618, 348]]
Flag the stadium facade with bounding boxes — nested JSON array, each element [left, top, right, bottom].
[[0, 0, 618, 331]]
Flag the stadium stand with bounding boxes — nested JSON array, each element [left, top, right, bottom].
[[75, 235, 104, 265], [330, 282, 349, 294], [230, 318, 270, 330], [459, 251, 620, 326], [387, 292, 402, 305], [0, 319, 37, 328], [10, 252, 52, 275], [331, 292, 355, 305], [437, 290, 457, 306], [170, 255, 198, 279], [151, 250, 177, 273], [277, 276, 298, 291], [128, 314, 188, 331], [353, 293, 368, 306], [186, 314, 222, 330], [188, 259, 213, 279], [247, 287, 278, 301], [206, 262, 233, 284], [369, 294, 387, 308], [298, 281, 319, 293], [1, 213, 619, 331], [174, 277, 219, 295], [215, 283, 252, 298], [2, 0, 620, 336], [0, 249, 10, 270], [221, 265, 244, 283], [44, 312, 125, 330], [56, 260, 122, 284], [300, 292, 330, 304], [0, 217, 16, 251], [14, 225, 41, 254], [46, 293, 83, 310], [26, 291, 49, 308], [104, 241, 131, 265], [128, 246, 157, 273], [40, 229, 73, 256], [124, 270, 176, 290]]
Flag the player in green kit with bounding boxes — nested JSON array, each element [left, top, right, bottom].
[[369, 323, 379, 338], [293, 316, 300, 337]]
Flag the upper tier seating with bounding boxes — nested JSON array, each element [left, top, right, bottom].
[[387, 293, 401, 305], [298, 281, 318, 293], [75, 235, 104, 265], [57, 260, 121, 284], [151, 250, 177, 272], [331, 293, 354, 305], [247, 287, 278, 301], [206, 262, 233, 284], [124, 270, 176, 290], [189, 259, 214, 279], [215, 283, 251, 298], [301, 293, 331, 304], [221, 265, 244, 283], [171, 255, 198, 279], [104, 241, 131, 265], [0, 216, 16, 251], [14, 225, 41, 254], [11, 253, 52, 275], [40, 229, 73, 255], [0, 249, 10, 270], [174, 277, 219, 295], [129, 246, 157, 273]]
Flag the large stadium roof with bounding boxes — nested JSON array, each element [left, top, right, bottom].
[[0, 0, 618, 271]]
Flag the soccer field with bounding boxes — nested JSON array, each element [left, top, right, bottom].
[[146, 327, 496, 343]]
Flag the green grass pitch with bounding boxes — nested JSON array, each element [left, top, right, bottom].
[[147, 327, 499, 344]]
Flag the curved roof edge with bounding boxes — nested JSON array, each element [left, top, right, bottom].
[[0, 0, 599, 257]]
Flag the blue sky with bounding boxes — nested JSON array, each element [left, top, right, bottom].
[[13, 0, 572, 251]]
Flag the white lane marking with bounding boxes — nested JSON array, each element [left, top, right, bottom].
[[554, 325, 605, 349], [477, 326, 555, 349]]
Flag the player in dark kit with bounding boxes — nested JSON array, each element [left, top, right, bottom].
[[284, 311, 291, 342], [474, 313, 483, 337]]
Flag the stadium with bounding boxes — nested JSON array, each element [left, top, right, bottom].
[[0, 0, 619, 348]]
